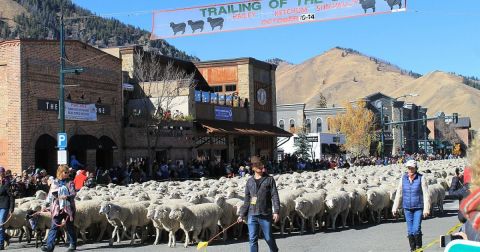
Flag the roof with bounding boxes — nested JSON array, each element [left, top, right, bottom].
[[196, 120, 292, 137], [453, 117, 471, 128]]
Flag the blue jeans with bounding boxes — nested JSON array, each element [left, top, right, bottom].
[[46, 213, 76, 251], [0, 208, 8, 247], [404, 209, 423, 236], [248, 215, 278, 252]]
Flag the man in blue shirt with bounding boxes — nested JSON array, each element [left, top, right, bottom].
[[69, 155, 84, 170]]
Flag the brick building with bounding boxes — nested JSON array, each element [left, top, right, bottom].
[[0, 40, 122, 175]]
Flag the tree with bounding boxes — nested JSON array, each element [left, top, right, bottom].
[[131, 48, 196, 176], [330, 100, 375, 157], [317, 92, 327, 108], [294, 129, 311, 161]]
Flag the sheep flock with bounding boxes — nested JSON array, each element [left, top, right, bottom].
[[6, 158, 466, 248]]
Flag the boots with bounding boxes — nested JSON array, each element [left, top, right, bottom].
[[414, 234, 422, 250], [408, 235, 416, 251]]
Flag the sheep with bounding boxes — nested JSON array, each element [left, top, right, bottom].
[[366, 187, 390, 224], [4, 208, 31, 243], [153, 204, 180, 247], [146, 204, 163, 245], [325, 191, 350, 230], [99, 201, 150, 245], [188, 20, 204, 33], [207, 17, 224, 30], [170, 22, 186, 35], [214, 195, 237, 241], [294, 191, 326, 234], [385, 0, 402, 10], [278, 189, 305, 235], [428, 184, 446, 216], [187, 193, 213, 204], [347, 188, 368, 226], [169, 203, 223, 248], [35, 190, 47, 200], [74, 200, 108, 242], [359, 0, 376, 13]]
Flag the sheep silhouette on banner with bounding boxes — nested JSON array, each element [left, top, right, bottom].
[[170, 22, 186, 35], [188, 20, 205, 33]]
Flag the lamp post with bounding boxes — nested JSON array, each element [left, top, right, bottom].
[[392, 93, 418, 156], [380, 102, 385, 159]]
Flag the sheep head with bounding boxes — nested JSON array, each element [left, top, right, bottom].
[[35, 190, 47, 200], [146, 206, 156, 219], [169, 207, 185, 221], [294, 198, 310, 216], [214, 195, 226, 207]]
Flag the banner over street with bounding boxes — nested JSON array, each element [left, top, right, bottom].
[[151, 0, 406, 39]]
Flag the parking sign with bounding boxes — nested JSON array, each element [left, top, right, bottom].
[[57, 133, 67, 149]]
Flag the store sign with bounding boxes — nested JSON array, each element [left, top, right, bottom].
[[65, 102, 97, 121], [151, 0, 406, 39], [37, 99, 110, 115], [215, 106, 233, 121], [294, 136, 318, 143]]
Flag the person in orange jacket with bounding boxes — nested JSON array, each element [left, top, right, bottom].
[[73, 170, 88, 191]]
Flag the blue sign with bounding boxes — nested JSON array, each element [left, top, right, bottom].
[[57, 133, 67, 149], [202, 92, 210, 103], [215, 106, 233, 121], [194, 90, 202, 102]]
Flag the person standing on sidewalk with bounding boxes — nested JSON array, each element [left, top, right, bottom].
[[238, 156, 280, 252], [392, 159, 430, 252], [0, 167, 14, 250], [42, 165, 77, 252]]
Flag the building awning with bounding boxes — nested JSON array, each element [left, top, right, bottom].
[[197, 120, 292, 137]]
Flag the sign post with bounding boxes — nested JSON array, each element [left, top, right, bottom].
[[57, 133, 68, 165]]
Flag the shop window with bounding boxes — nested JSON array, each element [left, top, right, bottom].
[[225, 84, 237, 92], [212, 86, 223, 92]]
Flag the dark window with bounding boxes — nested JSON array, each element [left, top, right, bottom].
[[384, 116, 389, 131], [225, 84, 237, 92], [305, 119, 311, 133], [212, 86, 223, 92], [278, 120, 285, 130], [316, 118, 322, 133]]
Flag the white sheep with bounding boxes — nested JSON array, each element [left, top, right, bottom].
[[169, 203, 223, 248], [347, 188, 368, 226], [278, 189, 305, 235], [367, 187, 391, 224], [428, 184, 446, 216], [146, 204, 163, 245], [325, 191, 350, 230], [294, 191, 326, 234]]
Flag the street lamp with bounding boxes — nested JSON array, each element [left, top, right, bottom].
[[392, 93, 419, 156]]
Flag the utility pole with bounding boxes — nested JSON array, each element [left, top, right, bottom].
[[59, 14, 65, 133], [423, 114, 428, 154]]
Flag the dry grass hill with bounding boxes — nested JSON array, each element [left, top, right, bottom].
[[275, 48, 480, 129]]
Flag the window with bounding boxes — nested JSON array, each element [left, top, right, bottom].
[[212, 86, 223, 92], [225, 84, 237, 92], [305, 119, 311, 133], [278, 120, 285, 130], [327, 117, 332, 131], [384, 115, 389, 130], [316, 118, 323, 133], [289, 119, 295, 133]]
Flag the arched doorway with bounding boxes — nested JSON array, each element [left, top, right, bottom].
[[35, 134, 56, 175], [97, 136, 117, 169], [68, 135, 98, 170]]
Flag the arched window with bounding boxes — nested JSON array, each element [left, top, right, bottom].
[[327, 117, 332, 131], [289, 119, 295, 133], [278, 120, 285, 130], [316, 118, 323, 133], [305, 119, 311, 133]]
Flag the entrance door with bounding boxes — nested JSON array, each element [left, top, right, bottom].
[[35, 134, 57, 175]]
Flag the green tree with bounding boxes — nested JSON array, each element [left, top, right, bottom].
[[317, 92, 327, 108], [294, 129, 311, 160]]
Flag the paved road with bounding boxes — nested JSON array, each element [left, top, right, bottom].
[[8, 201, 461, 252]]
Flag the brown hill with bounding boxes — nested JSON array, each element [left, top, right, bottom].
[[276, 48, 480, 129], [0, 0, 28, 27]]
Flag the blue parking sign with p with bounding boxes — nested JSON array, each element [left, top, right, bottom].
[[58, 133, 67, 149]]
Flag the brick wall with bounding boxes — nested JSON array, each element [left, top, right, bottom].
[[0, 40, 123, 174], [0, 40, 22, 173]]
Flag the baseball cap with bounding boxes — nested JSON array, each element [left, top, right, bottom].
[[406, 160, 417, 168]]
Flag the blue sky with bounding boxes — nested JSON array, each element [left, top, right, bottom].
[[72, 0, 480, 77]]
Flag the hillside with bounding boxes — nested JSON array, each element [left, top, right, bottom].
[[0, 0, 198, 61], [276, 48, 480, 129]]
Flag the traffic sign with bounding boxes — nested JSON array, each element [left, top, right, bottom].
[[57, 133, 67, 149], [58, 150, 67, 165]]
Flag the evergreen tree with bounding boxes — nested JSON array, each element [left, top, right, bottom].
[[317, 92, 327, 108], [294, 129, 311, 161]]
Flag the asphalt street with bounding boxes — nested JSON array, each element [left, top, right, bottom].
[[8, 201, 461, 252]]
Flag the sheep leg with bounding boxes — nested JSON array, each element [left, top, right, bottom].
[[153, 227, 160, 245], [182, 228, 190, 248], [130, 226, 136, 244], [331, 213, 338, 230], [342, 209, 349, 228], [288, 215, 294, 234], [96, 222, 107, 242], [280, 217, 286, 235], [81, 229, 88, 243], [109, 226, 117, 246], [309, 216, 315, 233], [300, 218, 305, 235]]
